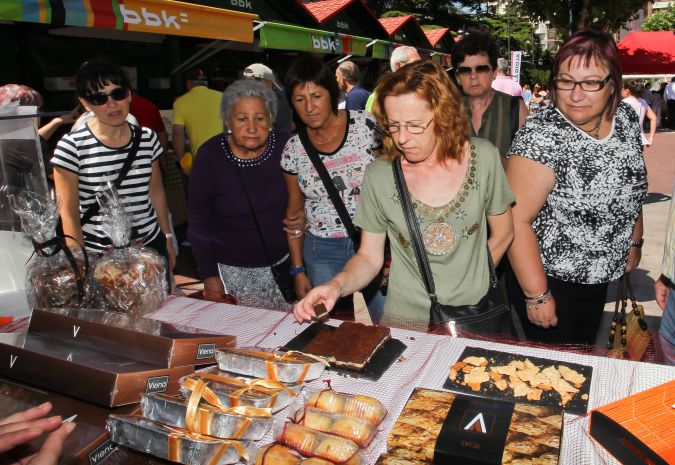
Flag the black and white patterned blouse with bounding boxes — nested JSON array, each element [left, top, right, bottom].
[[508, 102, 647, 284]]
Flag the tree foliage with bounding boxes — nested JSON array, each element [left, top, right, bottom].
[[642, 5, 675, 31]]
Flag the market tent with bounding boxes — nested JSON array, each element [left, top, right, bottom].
[[424, 27, 454, 67], [378, 15, 432, 49], [0, 0, 257, 42], [617, 31, 675, 75], [303, 0, 388, 39]]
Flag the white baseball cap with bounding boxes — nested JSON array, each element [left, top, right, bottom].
[[243, 63, 282, 90]]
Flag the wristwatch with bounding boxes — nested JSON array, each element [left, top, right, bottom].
[[630, 238, 644, 248], [289, 266, 305, 277]]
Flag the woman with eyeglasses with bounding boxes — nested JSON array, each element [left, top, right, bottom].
[[52, 58, 175, 279], [281, 55, 385, 322], [451, 30, 528, 168], [293, 61, 515, 332], [505, 29, 647, 345]]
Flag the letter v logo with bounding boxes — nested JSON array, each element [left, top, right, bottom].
[[10, 354, 17, 368], [464, 412, 488, 434], [73, 325, 80, 338]]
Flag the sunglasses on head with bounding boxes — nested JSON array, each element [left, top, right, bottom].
[[455, 64, 492, 77], [83, 87, 130, 106]]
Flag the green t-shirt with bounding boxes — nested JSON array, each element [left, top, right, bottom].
[[354, 138, 514, 329]]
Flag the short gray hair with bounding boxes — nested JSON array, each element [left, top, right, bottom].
[[497, 57, 509, 73], [337, 61, 360, 85], [221, 79, 277, 128], [390, 46, 419, 72]]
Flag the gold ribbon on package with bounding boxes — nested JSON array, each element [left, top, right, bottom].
[[183, 378, 271, 438], [236, 348, 329, 383], [181, 371, 295, 410], [138, 417, 249, 465]]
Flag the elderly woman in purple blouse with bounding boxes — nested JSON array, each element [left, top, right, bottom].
[[188, 79, 299, 309]]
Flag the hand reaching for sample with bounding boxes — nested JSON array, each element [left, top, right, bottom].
[[0, 402, 76, 465]]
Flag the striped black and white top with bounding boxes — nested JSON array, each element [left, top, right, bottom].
[[51, 123, 162, 253]]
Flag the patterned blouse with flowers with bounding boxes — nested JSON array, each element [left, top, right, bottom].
[[508, 102, 647, 284]]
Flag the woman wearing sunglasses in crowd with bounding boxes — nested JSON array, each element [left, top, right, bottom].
[[293, 61, 514, 332], [452, 29, 528, 169], [505, 29, 647, 345], [51, 58, 175, 278]]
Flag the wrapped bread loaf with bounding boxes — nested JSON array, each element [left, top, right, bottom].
[[307, 390, 386, 426]]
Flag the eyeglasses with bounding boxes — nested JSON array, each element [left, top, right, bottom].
[[83, 87, 130, 106], [455, 64, 492, 77], [381, 118, 433, 135], [553, 75, 611, 92]]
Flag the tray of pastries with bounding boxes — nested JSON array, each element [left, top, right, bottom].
[[443, 346, 593, 414], [282, 321, 406, 381]]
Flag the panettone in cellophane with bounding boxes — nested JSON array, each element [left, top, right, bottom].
[[92, 188, 166, 316]]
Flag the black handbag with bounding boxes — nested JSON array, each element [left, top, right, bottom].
[[392, 157, 511, 336], [231, 155, 296, 304]]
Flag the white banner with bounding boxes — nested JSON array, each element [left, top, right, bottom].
[[510, 51, 522, 84]]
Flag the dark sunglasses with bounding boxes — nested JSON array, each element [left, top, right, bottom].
[[455, 64, 492, 77], [83, 87, 130, 106]]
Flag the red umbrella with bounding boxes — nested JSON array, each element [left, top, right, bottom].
[[617, 31, 675, 75]]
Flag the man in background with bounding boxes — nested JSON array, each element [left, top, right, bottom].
[[336, 60, 370, 111], [491, 57, 522, 97], [242, 63, 293, 133], [172, 69, 222, 174], [365, 46, 421, 112]]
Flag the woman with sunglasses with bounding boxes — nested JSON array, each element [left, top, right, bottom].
[[505, 29, 647, 345], [451, 30, 528, 168], [52, 58, 175, 279], [293, 61, 514, 332]]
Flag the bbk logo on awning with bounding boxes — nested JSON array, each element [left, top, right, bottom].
[[120, 6, 188, 30], [311, 35, 341, 53]]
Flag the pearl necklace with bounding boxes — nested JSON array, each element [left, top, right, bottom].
[[221, 131, 275, 168]]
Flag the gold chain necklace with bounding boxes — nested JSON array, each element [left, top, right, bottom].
[[308, 117, 339, 146], [582, 113, 604, 139]]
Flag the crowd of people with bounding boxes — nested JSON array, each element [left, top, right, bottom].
[[2, 25, 675, 463]]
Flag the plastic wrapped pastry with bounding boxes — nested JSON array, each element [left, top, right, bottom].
[[295, 406, 377, 448], [180, 369, 299, 413], [107, 414, 248, 465], [216, 348, 326, 383], [276, 422, 360, 463], [141, 393, 272, 440], [252, 444, 364, 465], [307, 389, 387, 426]]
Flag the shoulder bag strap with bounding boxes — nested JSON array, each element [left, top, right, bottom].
[[229, 152, 275, 267], [298, 128, 359, 246], [510, 95, 520, 140], [392, 157, 439, 306], [79, 125, 142, 227]]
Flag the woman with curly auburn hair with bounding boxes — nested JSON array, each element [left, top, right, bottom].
[[293, 61, 515, 332]]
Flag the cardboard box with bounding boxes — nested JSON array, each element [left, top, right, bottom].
[[589, 380, 675, 465], [0, 333, 193, 407], [0, 377, 138, 465], [28, 308, 236, 367], [377, 388, 563, 465]]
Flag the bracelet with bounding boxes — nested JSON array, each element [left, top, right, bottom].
[[289, 266, 305, 277], [630, 238, 644, 248], [524, 289, 552, 310], [165, 233, 174, 239]]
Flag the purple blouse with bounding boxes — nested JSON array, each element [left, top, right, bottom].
[[188, 129, 291, 279]]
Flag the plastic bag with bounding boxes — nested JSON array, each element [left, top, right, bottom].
[[92, 189, 166, 316], [11, 191, 91, 308]]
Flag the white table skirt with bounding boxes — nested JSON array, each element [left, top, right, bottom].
[[148, 295, 675, 465]]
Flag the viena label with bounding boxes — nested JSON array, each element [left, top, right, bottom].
[[119, 6, 189, 30], [146, 375, 169, 393], [196, 343, 216, 360], [89, 440, 115, 465]]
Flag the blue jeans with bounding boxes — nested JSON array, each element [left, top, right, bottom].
[[659, 284, 675, 366], [303, 232, 385, 323]]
